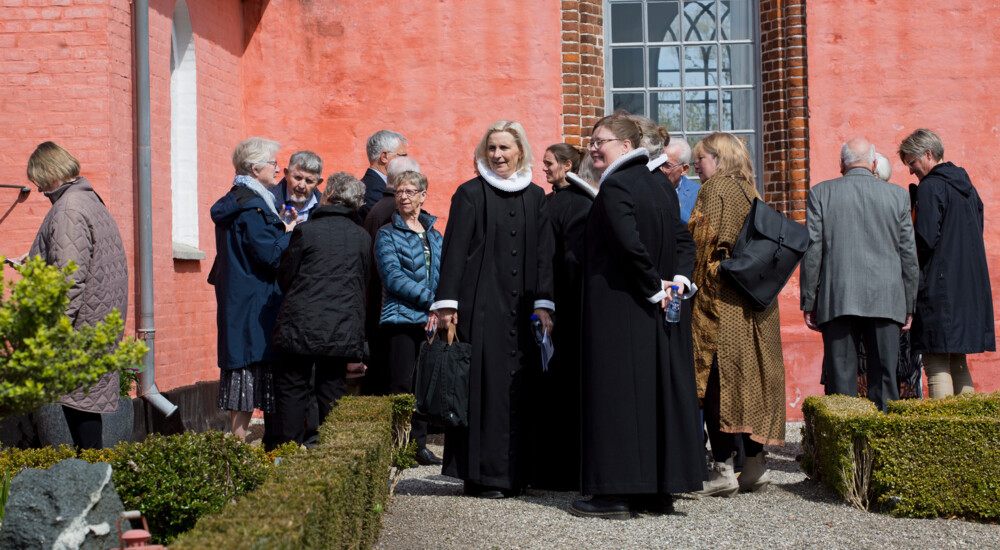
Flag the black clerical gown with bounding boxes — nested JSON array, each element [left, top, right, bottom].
[[436, 176, 554, 490], [581, 152, 704, 495]]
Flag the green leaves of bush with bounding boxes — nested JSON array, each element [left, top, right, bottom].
[[0, 257, 147, 418]]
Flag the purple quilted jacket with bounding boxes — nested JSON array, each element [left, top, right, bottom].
[[29, 177, 129, 414]]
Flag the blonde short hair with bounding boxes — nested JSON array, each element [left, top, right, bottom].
[[232, 137, 280, 176], [474, 121, 533, 174], [692, 132, 755, 185], [27, 142, 80, 190]]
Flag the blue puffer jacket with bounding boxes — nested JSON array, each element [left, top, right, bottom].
[[375, 211, 443, 325]]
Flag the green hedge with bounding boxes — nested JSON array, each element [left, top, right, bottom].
[[802, 392, 1000, 520], [170, 395, 413, 550]]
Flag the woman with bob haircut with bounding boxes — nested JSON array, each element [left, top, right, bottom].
[[571, 113, 704, 520], [688, 132, 785, 497], [26, 141, 129, 450], [271, 172, 371, 447], [210, 137, 295, 444], [430, 120, 555, 499]]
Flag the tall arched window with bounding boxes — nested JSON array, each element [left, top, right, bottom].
[[170, 0, 203, 259]]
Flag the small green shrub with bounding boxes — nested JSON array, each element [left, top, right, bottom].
[[803, 392, 1000, 520]]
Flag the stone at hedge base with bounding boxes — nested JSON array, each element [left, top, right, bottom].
[[0, 458, 129, 550]]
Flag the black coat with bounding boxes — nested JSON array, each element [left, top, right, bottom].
[[581, 151, 704, 495], [911, 162, 995, 354], [358, 168, 385, 224], [361, 190, 397, 394], [435, 176, 555, 490], [272, 206, 372, 360]]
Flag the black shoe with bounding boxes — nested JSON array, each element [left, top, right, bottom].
[[463, 481, 517, 499], [569, 496, 634, 520], [630, 493, 675, 514], [415, 447, 443, 466]]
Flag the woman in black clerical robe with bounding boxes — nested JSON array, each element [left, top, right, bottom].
[[430, 121, 555, 499], [570, 113, 704, 520]]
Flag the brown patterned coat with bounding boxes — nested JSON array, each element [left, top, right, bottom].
[[688, 174, 785, 445], [30, 177, 128, 414]]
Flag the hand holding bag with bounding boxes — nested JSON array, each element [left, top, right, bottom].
[[718, 181, 809, 309], [412, 323, 471, 428]]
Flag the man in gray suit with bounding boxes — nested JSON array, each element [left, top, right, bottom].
[[800, 138, 919, 411]]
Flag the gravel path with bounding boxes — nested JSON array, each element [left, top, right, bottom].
[[375, 423, 1000, 549]]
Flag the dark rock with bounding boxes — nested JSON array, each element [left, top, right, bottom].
[[0, 459, 129, 550]]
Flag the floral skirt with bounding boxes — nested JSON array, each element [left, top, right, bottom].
[[218, 362, 276, 413]]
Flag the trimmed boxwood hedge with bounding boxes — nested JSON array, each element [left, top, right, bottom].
[[170, 395, 412, 549], [802, 391, 1000, 520]]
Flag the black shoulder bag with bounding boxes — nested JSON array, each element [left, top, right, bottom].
[[412, 323, 471, 428]]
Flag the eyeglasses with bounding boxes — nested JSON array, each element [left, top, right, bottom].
[[264, 160, 278, 168], [588, 137, 621, 150], [663, 162, 686, 170], [394, 189, 423, 198]]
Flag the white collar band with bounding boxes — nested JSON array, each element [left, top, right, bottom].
[[647, 154, 669, 171], [476, 160, 533, 192], [599, 148, 650, 185], [566, 172, 597, 198]]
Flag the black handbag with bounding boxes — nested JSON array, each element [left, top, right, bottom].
[[412, 324, 471, 428], [718, 181, 809, 309]]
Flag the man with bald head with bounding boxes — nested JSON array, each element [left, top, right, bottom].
[[800, 138, 919, 411]]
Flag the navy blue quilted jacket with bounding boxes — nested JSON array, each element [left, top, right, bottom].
[[374, 211, 443, 325]]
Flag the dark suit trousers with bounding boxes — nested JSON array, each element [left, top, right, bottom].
[[275, 354, 348, 446], [384, 323, 428, 449], [821, 316, 900, 412]]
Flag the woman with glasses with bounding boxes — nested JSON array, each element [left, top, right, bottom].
[[210, 137, 295, 443], [430, 120, 555, 499], [687, 132, 785, 497], [571, 113, 704, 520], [373, 170, 444, 466]]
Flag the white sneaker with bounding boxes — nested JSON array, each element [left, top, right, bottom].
[[693, 451, 739, 498], [737, 450, 771, 492]]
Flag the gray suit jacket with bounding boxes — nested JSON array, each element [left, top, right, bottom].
[[800, 167, 919, 325]]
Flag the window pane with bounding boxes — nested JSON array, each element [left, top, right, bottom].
[[733, 133, 756, 166], [612, 48, 645, 88], [721, 44, 754, 85], [613, 92, 645, 116], [721, 89, 755, 131], [611, 3, 644, 43], [685, 90, 719, 132], [647, 1, 681, 43], [651, 91, 682, 131], [684, 45, 717, 86], [649, 46, 681, 87], [683, 0, 717, 41], [720, 0, 753, 41]]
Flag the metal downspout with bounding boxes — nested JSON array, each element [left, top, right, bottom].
[[134, 0, 178, 417]]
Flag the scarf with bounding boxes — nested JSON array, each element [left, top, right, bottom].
[[476, 160, 533, 192], [233, 174, 280, 217], [599, 148, 650, 185]]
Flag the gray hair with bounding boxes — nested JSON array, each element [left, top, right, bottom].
[[287, 150, 323, 175], [323, 171, 365, 210], [386, 157, 421, 189], [576, 153, 599, 187], [841, 141, 875, 167], [874, 153, 892, 182], [666, 138, 693, 164], [232, 137, 280, 176], [395, 170, 429, 192], [635, 115, 669, 157], [366, 130, 407, 164], [898, 128, 944, 162]]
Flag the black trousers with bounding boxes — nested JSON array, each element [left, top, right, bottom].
[[384, 323, 428, 449], [274, 354, 348, 446], [822, 316, 899, 412], [704, 362, 760, 466], [63, 406, 102, 450]]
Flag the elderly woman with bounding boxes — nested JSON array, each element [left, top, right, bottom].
[[374, 170, 443, 465], [688, 132, 785, 496], [430, 120, 554, 499], [530, 143, 592, 490], [26, 142, 128, 450], [210, 137, 294, 442], [571, 113, 704, 519], [271, 172, 371, 446]]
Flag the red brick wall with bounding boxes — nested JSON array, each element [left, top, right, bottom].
[[561, 0, 605, 146]]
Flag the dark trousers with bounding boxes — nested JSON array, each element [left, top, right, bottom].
[[822, 316, 900, 412], [63, 406, 102, 450], [704, 362, 760, 466], [384, 323, 428, 449], [274, 354, 348, 446]]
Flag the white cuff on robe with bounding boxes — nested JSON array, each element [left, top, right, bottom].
[[430, 300, 458, 311], [647, 289, 668, 303], [533, 299, 555, 312], [673, 275, 692, 292]]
